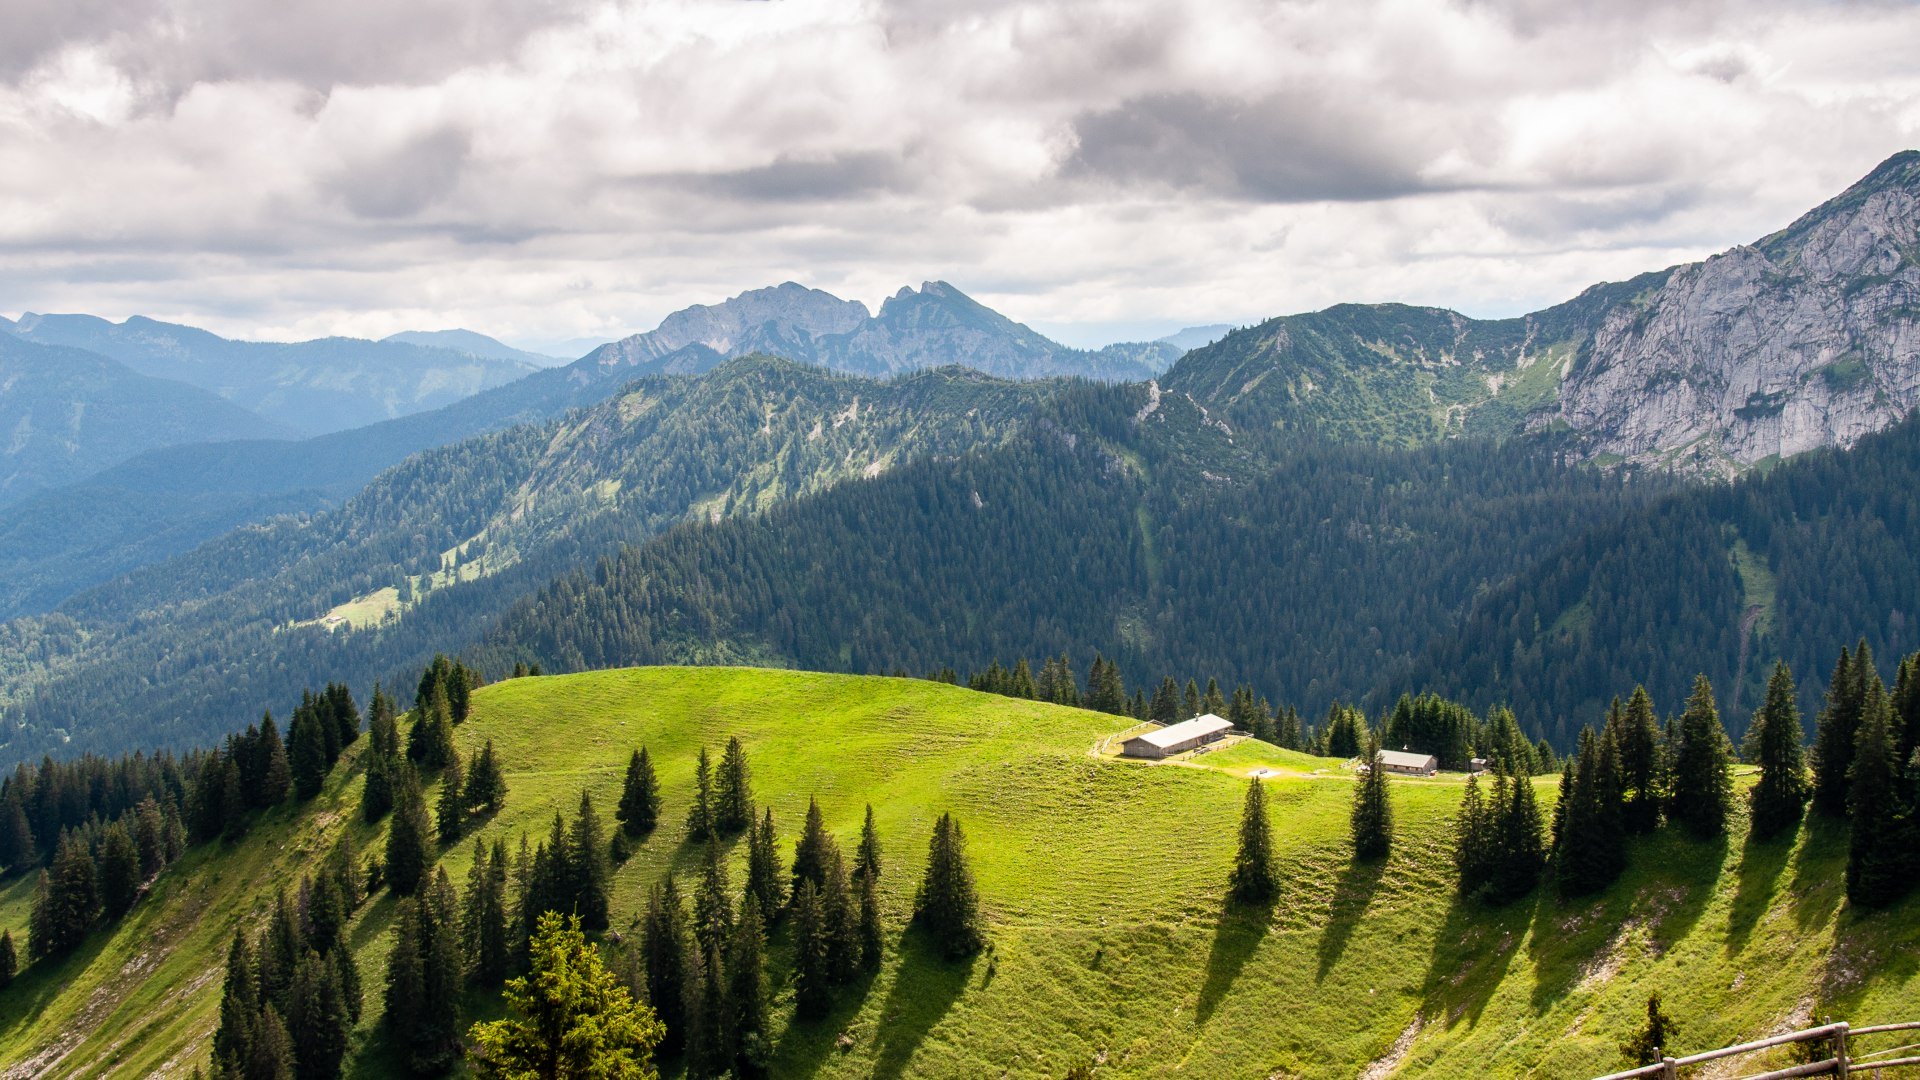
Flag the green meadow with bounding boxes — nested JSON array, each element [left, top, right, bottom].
[[2, 667, 1916, 1077]]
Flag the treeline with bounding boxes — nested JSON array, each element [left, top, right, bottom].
[[952, 653, 1560, 773]]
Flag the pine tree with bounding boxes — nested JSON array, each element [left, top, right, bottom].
[[38, 830, 98, 957], [287, 949, 350, 1080], [409, 685, 458, 772], [1202, 678, 1226, 718], [464, 738, 507, 815], [912, 812, 985, 959], [854, 804, 881, 884], [744, 808, 785, 918], [1812, 643, 1869, 818], [382, 898, 428, 1064], [690, 940, 732, 1079], [258, 716, 292, 806], [261, 890, 300, 1016], [1150, 677, 1179, 724], [1612, 687, 1664, 833], [694, 839, 734, 954], [858, 871, 884, 974], [728, 895, 772, 1078], [213, 931, 258, 1076], [1227, 777, 1277, 904], [716, 737, 754, 834], [1351, 736, 1394, 861], [250, 1004, 297, 1080], [97, 820, 141, 919], [1668, 674, 1734, 838], [1555, 727, 1627, 897], [1183, 678, 1202, 720], [641, 879, 693, 1056], [687, 747, 716, 843], [1845, 678, 1912, 908], [0, 930, 15, 990], [436, 747, 467, 845], [790, 879, 832, 1020], [616, 748, 662, 837], [384, 762, 432, 895], [368, 684, 399, 759], [822, 848, 859, 986], [789, 797, 832, 901], [361, 753, 395, 825], [468, 912, 663, 1079], [380, 867, 465, 1074], [1749, 661, 1812, 842], [568, 791, 611, 931], [1453, 774, 1490, 894]]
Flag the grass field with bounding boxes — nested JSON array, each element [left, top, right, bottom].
[[1, 667, 1917, 1078]]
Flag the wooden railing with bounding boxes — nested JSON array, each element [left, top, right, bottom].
[[1593, 1020, 1920, 1079]]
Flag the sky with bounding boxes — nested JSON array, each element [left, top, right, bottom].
[[1, 0, 1917, 354]]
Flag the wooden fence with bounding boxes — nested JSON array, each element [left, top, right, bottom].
[[1593, 1020, 1920, 1079]]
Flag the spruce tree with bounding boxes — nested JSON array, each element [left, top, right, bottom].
[[382, 898, 428, 1065], [361, 753, 394, 825], [858, 871, 884, 973], [288, 710, 328, 801], [464, 738, 507, 815], [789, 797, 831, 901], [641, 879, 693, 1056], [694, 838, 734, 954], [1812, 643, 1868, 818], [790, 879, 832, 1020], [416, 868, 465, 1073], [1150, 677, 1179, 724], [1183, 678, 1202, 720], [728, 895, 772, 1078], [259, 716, 292, 806], [569, 791, 611, 931], [1612, 687, 1664, 833], [1749, 661, 1811, 842], [41, 830, 98, 957], [250, 1005, 297, 1080], [409, 685, 458, 772], [716, 737, 753, 834], [1453, 774, 1490, 894], [912, 813, 984, 959], [1668, 674, 1734, 838], [213, 931, 259, 1076], [1845, 679, 1911, 908], [467, 912, 663, 1079], [97, 820, 141, 919], [744, 808, 786, 918], [0, 930, 15, 990], [368, 685, 399, 759], [690, 941, 732, 1079], [687, 747, 716, 843], [854, 804, 881, 884], [616, 748, 662, 837], [1351, 736, 1394, 861], [1555, 727, 1626, 896], [384, 763, 432, 896], [436, 748, 467, 846], [287, 950, 350, 1080], [1227, 777, 1277, 904], [822, 849, 859, 986]]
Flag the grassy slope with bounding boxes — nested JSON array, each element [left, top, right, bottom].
[[2, 668, 1917, 1078]]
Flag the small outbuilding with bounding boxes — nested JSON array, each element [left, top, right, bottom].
[[1376, 748, 1439, 777], [1468, 757, 1490, 775], [1122, 714, 1234, 759]]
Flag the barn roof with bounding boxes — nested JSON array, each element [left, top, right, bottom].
[[1127, 713, 1234, 749], [1377, 749, 1438, 770]]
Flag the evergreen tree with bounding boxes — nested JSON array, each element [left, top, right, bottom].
[[288, 710, 328, 802], [408, 685, 458, 772], [789, 797, 832, 901], [686, 747, 716, 843], [1749, 661, 1812, 842], [1351, 736, 1394, 861], [694, 838, 734, 954], [1620, 992, 1680, 1067], [436, 748, 467, 845], [1612, 687, 1664, 833], [821, 849, 859, 986], [1812, 643, 1868, 818], [96, 820, 141, 919], [790, 879, 832, 1020], [854, 804, 881, 884], [641, 879, 693, 1057], [744, 808, 786, 918], [0, 930, 15, 990], [368, 685, 399, 759], [716, 737, 754, 834], [463, 839, 511, 988], [728, 895, 772, 1078], [34, 831, 98, 958], [1227, 777, 1278, 904], [689, 940, 731, 1079], [464, 739, 507, 815], [213, 931, 258, 1077], [1555, 727, 1627, 896], [382, 898, 427, 1066], [912, 813, 985, 959], [258, 716, 292, 806], [415, 868, 465, 1073], [361, 753, 395, 825], [134, 797, 166, 879], [616, 748, 662, 837], [858, 871, 884, 974], [250, 1004, 297, 1080], [1668, 675, 1734, 838], [1845, 679, 1912, 908], [1453, 774, 1490, 893], [384, 763, 432, 895], [1183, 678, 1202, 720], [1150, 677, 1179, 724], [468, 912, 663, 1080], [287, 950, 350, 1080], [261, 890, 300, 1017], [568, 790, 611, 931]]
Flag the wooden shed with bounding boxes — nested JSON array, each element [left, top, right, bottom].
[[1122, 714, 1234, 759], [1376, 748, 1439, 777]]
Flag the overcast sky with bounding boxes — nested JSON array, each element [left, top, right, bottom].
[[1, 0, 1917, 353]]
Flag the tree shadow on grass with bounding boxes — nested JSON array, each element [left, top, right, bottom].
[[1197, 897, 1274, 1024], [1787, 815, 1849, 933], [1726, 821, 1797, 953], [1315, 855, 1386, 983], [1417, 887, 1533, 1032], [869, 929, 976, 1080]]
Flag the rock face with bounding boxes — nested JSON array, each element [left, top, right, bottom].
[[1557, 151, 1920, 473], [584, 280, 1170, 382]]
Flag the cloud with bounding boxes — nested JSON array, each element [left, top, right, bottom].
[[0, 0, 1915, 348]]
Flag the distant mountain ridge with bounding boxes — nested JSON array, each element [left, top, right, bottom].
[[5, 314, 537, 435], [382, 328, 568, 368], [584, 280, 1178, 382]]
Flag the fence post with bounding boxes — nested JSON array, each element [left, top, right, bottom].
[[1662, 1053, 1677, 1079], [1835, 1022, 1850, 1078]]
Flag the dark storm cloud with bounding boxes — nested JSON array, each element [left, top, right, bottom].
[[1064, 90, 1453, 203]]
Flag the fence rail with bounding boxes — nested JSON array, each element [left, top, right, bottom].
[[1593, 1020, 1920, 1080]]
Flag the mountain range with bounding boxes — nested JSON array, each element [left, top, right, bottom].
[[4, 153, 1920, 764]]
